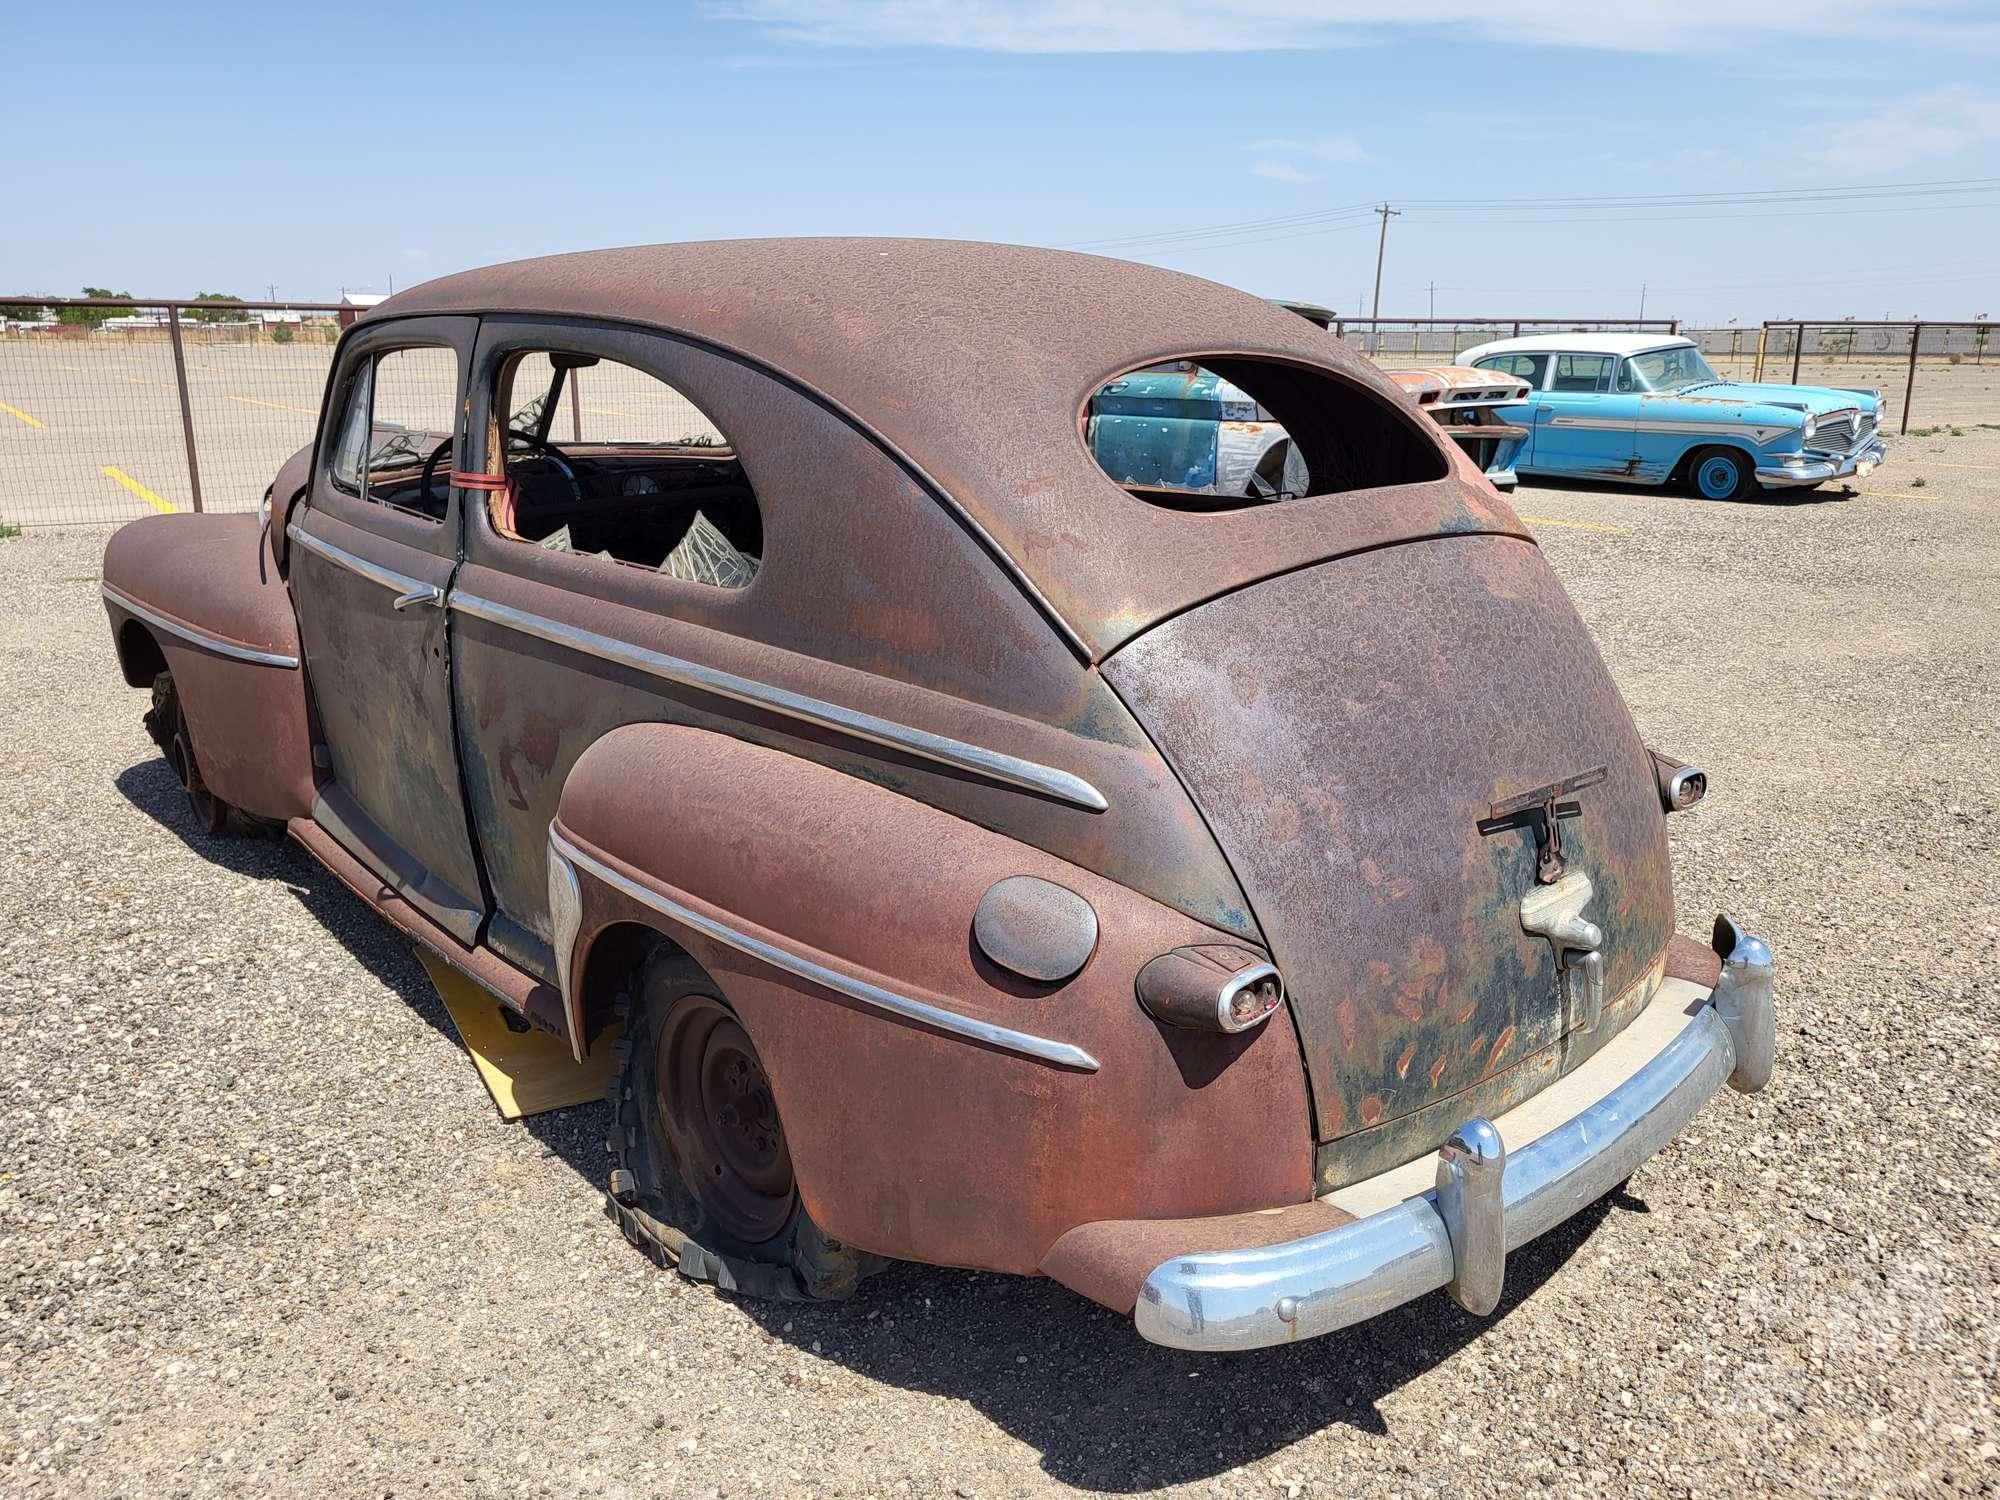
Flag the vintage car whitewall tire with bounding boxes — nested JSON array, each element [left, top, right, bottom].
[[605, 948, 876, 1301]]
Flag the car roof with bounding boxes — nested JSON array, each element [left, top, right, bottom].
[[1460, 332, 1694, 358], [373, 238, 1475, 659]]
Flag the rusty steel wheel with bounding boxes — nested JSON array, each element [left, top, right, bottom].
[[658, 999, 795, 1244], [606, 949, 877, 1301]]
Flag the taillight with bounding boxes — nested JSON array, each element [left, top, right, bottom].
[[1137, 945, 1285, 1033], [1650, 750, 1707, 812]]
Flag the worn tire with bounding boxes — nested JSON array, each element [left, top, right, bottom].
[[1688, 445, 1757, 501], [144, 670, 238, 837], [605, 948, 875, 1302]]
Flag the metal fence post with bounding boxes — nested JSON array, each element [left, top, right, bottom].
[[568, 367, 583, 443], [1789, 323, 1804, 384], [1901, 323, 1921, 435], [166, 306, 205, 513], [1753, 326, 1767, 382]]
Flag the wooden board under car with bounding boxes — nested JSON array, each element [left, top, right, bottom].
[[418, 949, 621, 1119]]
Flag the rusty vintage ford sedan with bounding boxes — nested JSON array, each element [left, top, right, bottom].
[[98, 241, 1774, 1350]]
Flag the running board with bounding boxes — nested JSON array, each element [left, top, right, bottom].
[[286, 815, 566, 1038]]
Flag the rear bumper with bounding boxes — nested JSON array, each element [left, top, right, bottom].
[[1132, 917, 1774, 1352], [1756, 437, 1887, 488]]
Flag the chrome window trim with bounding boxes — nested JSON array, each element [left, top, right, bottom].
[[100, 582, 300, 670], [548, 825, 1101, 1072], [453, 591, 1109, 814], [285, 520, 439, 599]]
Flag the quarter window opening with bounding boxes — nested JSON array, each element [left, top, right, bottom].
[[487, 351, 762, 588], [1087, 357, 1446, 511]]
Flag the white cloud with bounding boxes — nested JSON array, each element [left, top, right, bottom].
[[1813, 86, 2000, 173], [707, 0, 1997, 55], [1251, 160, 1316, 184], [1252, 134, 1368, 165]]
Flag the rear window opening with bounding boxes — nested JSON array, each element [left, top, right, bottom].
[[1087, 357, 1447, 511]]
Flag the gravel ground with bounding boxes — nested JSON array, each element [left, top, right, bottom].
[[2, 432, 1996, 1499]]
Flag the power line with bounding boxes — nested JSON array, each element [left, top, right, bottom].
[[1064, 176, 2000, 259]]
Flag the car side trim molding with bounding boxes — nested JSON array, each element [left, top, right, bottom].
[[100, 582, 301, 669], [452, 590, 1109, 814], [548, 823, 1102, 1072], [285, 521, 439, 600]]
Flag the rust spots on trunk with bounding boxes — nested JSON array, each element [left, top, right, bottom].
[[1485, 1024, 1517, 1076], [1396, 1040, 1417, 1080]]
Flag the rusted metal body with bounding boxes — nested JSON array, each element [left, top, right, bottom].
[[95, 239, 1727, 1330]]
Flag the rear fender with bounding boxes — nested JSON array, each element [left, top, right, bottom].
[[101, 512, 313, 821], [551, 722, 1314, 1274]]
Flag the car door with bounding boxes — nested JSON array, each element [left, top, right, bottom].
[[1528, 352, 1641, 478], [288, 316, 489, 945]]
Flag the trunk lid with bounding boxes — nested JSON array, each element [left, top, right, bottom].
[[1104, 534, 1673, 1185]]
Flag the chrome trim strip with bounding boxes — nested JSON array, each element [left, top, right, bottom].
[[546, 834, 586, 1064], [1134, 925, 1775, 1351], [549, 825, 1101, 1072], [99, 582, 300, 670], [285, 520, 438, 599], [1548, 415, 1793, 443], [453, 592, 1108, 814]]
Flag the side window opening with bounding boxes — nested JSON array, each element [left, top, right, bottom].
[[1551, 353, 1614, 393], [1479, 353, 1548, 387], [324, 345, 460, 522], [1087, 357, 1446, 512], [487, 351, 761, 588]]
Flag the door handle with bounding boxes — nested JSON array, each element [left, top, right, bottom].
[[392, 585, 444, 611]]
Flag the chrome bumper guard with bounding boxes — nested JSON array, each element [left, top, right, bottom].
[[1757, 437, 1887, 488], [1135, 917, 1774, 1352]]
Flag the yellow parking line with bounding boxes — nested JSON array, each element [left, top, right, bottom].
[[227, 393, 316, 414], [102, 466, 176, 514], [0, 400, 43, 429], [1518, 515, 1629, 533]]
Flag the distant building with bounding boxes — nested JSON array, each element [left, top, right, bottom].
[[338, 292, 388, 329]]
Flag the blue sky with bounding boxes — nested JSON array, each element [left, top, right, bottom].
[[5, 1, 1996, 323]]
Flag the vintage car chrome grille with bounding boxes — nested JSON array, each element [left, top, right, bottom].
[[1805, 409, 1870, 455]]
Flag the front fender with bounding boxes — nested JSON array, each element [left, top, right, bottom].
[[550, 722, 1314, 1275], [101, 512, 313, 821]]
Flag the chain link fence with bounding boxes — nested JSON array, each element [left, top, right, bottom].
[[3, 300, 1993, 529]]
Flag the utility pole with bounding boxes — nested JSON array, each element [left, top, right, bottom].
[[1639, 283, 1648, 321], [265, 283, 278, 303], [1369, 204, 1399, 323], [1427, 280, 1437, 320]]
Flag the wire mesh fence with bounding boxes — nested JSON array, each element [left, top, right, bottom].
[[0, 299, 343, 527], [3, 300, 1993, 529]]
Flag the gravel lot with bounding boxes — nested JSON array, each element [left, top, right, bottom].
[[2, 433, 1996, 1498]]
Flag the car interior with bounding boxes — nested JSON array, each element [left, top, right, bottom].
[[487, 351, 763, 587]]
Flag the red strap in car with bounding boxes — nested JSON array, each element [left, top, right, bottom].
[[451, 471, 509, 491]]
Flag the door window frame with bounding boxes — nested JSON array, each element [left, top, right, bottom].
[[306, 315, 479, 559], [458, 316, 767, 615]]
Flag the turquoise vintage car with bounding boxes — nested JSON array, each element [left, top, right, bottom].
[[1090, 359, 1530, 501], [1457, 333, 1888, 499]]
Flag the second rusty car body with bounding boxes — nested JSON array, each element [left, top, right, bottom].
[[99, 240, 1774, 1350]]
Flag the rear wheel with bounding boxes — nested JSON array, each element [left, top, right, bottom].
[[1688, 446, 1757, 501], [605, 949, 874, 1301]]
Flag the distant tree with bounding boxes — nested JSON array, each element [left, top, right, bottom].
[[270, 322, 294, 345], [187, 291, 249, 324], [0, 299, 48, 322], [56, 287, 137, 330]]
